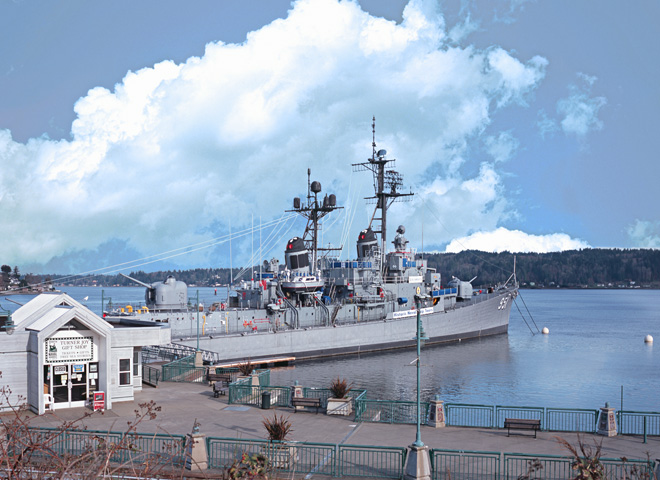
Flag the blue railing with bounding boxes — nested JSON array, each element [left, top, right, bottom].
[[444, 403, 606, 433], [206, 436, 656, 479], [354, 399, 430, 424], [618, 410, 660, 436]]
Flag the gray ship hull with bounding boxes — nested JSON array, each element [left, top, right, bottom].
[[174, 287, 515, 363]]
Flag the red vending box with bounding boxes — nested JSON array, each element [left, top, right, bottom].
[[93, 391, 105, 411]]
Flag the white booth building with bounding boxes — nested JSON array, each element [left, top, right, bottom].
[[0, 293, 171, 414]]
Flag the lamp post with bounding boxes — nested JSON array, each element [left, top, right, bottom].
[[196, 290, 200, 351], [403, 294, 430, 480]]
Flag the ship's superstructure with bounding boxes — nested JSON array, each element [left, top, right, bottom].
[[108, 119, 518, 363]]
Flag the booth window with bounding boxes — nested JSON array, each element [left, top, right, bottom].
[[119, 359, 131, 386], [133, 348, 140, 376]]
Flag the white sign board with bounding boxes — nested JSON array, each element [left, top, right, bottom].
[[45, 336, 94, 363], [392, 307, 434, 319]]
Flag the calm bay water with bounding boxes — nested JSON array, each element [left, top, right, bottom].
[[2, 287, 658, 411]]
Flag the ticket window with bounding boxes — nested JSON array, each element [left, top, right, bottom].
[[88, 362, 99, 394]]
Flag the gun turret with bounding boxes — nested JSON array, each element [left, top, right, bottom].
[[120, 273, 188, 311]]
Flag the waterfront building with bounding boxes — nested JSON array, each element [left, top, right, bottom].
[[0, 293, 170, 414]]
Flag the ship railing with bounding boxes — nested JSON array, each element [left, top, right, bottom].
[[150, 343, 222, 364]]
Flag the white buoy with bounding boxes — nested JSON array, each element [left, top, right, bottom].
[[542, 327, 549, 335], [644, 335, 653, 343]]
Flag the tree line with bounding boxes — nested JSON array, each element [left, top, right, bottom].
[[4, 248, 660, 290], [423, 248, 660, 288]]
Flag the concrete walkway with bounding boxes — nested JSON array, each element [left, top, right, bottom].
[[11, 381, 657, 465]]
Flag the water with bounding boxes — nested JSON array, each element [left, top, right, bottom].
[[0, 286, 226, 315], [1, 288, 658, 411], [266, 289, 659, 412]]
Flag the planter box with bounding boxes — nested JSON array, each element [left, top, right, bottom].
[[327, 397, 353, 416], [267, 445, 298, 469]]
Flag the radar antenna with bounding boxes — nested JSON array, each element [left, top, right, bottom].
[[287, 169, 343, 269], [353, 116, 413, 258]]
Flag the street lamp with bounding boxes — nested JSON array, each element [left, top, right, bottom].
[[403, 294, 430, 480]]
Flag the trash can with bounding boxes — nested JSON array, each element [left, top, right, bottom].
[[261, 391, 271, 409]]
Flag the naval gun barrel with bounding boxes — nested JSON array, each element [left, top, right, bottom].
[[119, 273, 152, 289]]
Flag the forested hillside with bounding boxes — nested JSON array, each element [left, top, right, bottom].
[[8, 248, 660, 290], [424, 249, 660, 288]]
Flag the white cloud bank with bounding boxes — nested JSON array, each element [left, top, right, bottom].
[[445, 227, 590, 253], [558, 73, 607, 137], [627, 220, 660, 249], [0, 0, 571, 272]]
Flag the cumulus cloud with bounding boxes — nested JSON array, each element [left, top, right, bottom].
[[0, 0, 550, 272], [627, 220, 660, 249], [445, 227, 590, 253], [557, 73, 607, 137]]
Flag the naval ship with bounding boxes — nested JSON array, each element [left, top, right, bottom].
[[107, 121, 518, 363]]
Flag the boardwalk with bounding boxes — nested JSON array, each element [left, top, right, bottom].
[[14, 381, 658, 464]]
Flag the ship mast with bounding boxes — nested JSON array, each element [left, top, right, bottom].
[[353, 117, 413, 257], [287, 169, 343, 269]]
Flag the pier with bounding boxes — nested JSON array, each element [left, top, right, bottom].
[[10, 381, 658, 478]]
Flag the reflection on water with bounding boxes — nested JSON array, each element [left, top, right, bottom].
[[270, 334, 512, 404], [270, 289, 660, 411]]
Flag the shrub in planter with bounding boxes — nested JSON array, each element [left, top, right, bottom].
[[238, 359, 255, 376], [262, 413, 293, 442], [327, 378, 354, 416], [329, 377, 352, 399], [262, 413, 296, 469]]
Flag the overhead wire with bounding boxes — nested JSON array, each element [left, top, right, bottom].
[[8, 214, 298, 292]]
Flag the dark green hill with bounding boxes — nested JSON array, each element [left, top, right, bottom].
[[19, 248, 660, 289], [423, 249, 660, 288]]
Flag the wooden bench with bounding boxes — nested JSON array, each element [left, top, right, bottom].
[[504, 418, 541, 438], [207, 373, 232, 398], [291, 396, 322, 414]]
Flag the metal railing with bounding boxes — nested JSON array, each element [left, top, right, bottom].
[[161, 354, 205, 382], [495, 405, 544, 429], [618, 410, 660, 436], [10, 427, 186, 465], [355, 399, 430, 424], [142, 365, 160, 387], [431, 449, 501, 480], [445, 403, 495, 428], [228, 384, 291, 408], [10, 427, 657, 478], [444, 403, 607, 433], [503, 453, 655, 480], [302, 387, 367, 409], [546, 407, 599, 433], [337, 444, 406, 478], [206, 437, 338, 476]]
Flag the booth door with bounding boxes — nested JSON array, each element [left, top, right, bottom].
[[51, 364, 88, 408]]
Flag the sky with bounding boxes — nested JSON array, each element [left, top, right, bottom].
[[1, 0, 659, 275]]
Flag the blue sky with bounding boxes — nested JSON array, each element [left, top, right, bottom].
[[1, 0, 659, 274]]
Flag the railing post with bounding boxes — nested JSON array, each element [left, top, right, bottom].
[[643, 416, 647, 444]]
